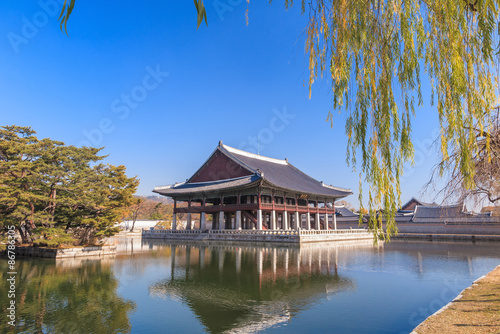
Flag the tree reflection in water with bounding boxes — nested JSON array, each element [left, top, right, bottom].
[[0, 257, 135, 334], [148, 241, 373, 333]]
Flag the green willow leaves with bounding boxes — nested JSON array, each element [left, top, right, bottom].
[[194, 0, 208, 29], [296, 0, 499, 239], [58, 0, 75, 35], [60, 1, 499, 239]]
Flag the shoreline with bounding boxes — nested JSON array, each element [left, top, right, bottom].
[[412, 264, 500, 333], [393, 233, 500, 242]]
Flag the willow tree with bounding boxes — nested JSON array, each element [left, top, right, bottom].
[[59, 1, 499, 239], [427, 107, 500, 205]]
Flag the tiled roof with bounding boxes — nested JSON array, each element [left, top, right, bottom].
[[335, 206, 359, 217], [401, 197, 438, 210], [413, 204, 465, 219], [220, 145, 352, 198], [153, 143, 352, 199], [154, 175, 260, 196]]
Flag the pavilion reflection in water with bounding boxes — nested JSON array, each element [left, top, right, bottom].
[[147, 240, 376, 333]]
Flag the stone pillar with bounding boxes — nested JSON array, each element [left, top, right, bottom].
[[225, 212, 231, 229], [271, 210, 276, 230], [257, 209, 263, 230], [186, 213, 192, 230], [219, 211, 225, 230], [236, 210, 242, 230], [324, 214, 329, 230], [306, 212, 311, 230], [283, 211, 288, 230], [172, 213, 177, 230], [315, 212, 321, 230], [294, 211, 300, 230], [200, 212, 206, 230], [333, 212, 337, 230]]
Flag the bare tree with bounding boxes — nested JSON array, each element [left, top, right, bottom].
[[127, 198, 145, 232], [427, 107, 500, 206]]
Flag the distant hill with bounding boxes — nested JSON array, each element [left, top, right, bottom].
[[136, 195, 173, 204]]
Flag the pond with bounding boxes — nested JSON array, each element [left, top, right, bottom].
[[1, 238, 500, 334]]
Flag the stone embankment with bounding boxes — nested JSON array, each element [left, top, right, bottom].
[[4, 245, 116, 258], [142, 228, 373, 243], [412, 265, 500, 334]]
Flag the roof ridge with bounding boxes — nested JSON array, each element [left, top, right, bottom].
[[221, 144, 288, 165]]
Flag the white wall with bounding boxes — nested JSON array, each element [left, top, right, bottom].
[[118, 220, 160, 230]]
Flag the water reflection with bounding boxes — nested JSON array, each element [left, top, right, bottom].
[[0, 257, 135, 334], [147, 240, 376, 333]]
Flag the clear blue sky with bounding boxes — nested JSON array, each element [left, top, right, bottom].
[[0, 1, 444, 208]]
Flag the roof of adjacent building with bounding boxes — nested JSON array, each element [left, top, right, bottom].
[[401, 197, 439, 210], [413, 204, 465, 219], [335, 206, 359, 217], [410, 203, 500, 223], [154, 142, 353, 199]]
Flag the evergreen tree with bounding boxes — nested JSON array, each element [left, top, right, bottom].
[[0, 125, 139, 246]]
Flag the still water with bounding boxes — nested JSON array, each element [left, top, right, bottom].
[[1, 238, 500, 334]]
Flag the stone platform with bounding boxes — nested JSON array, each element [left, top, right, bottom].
[[8, 245, 117, 258], [142, 228, 373, 243]]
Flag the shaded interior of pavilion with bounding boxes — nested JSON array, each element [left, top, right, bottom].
[[172, 194, 341, 231]]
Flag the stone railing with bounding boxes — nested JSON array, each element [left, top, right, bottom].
[[299, 229, 368, 235], [143, 228, 368, 236], [142, 228, 373, 243], [143, 229, 206, 234], [209, 229, 299, 236]]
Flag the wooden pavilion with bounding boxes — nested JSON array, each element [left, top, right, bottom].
[[153, 142, 352, 231]]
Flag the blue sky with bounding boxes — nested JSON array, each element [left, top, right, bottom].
[[0, 1, 444, 208]]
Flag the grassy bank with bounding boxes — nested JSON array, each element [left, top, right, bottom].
[[413, 265, 500, 333]]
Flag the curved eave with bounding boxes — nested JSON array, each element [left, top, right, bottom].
[[153, 175, 262, 198], [260, 179, 352, 200]]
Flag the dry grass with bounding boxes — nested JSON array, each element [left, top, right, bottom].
[[413, 265, 500, 334]]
